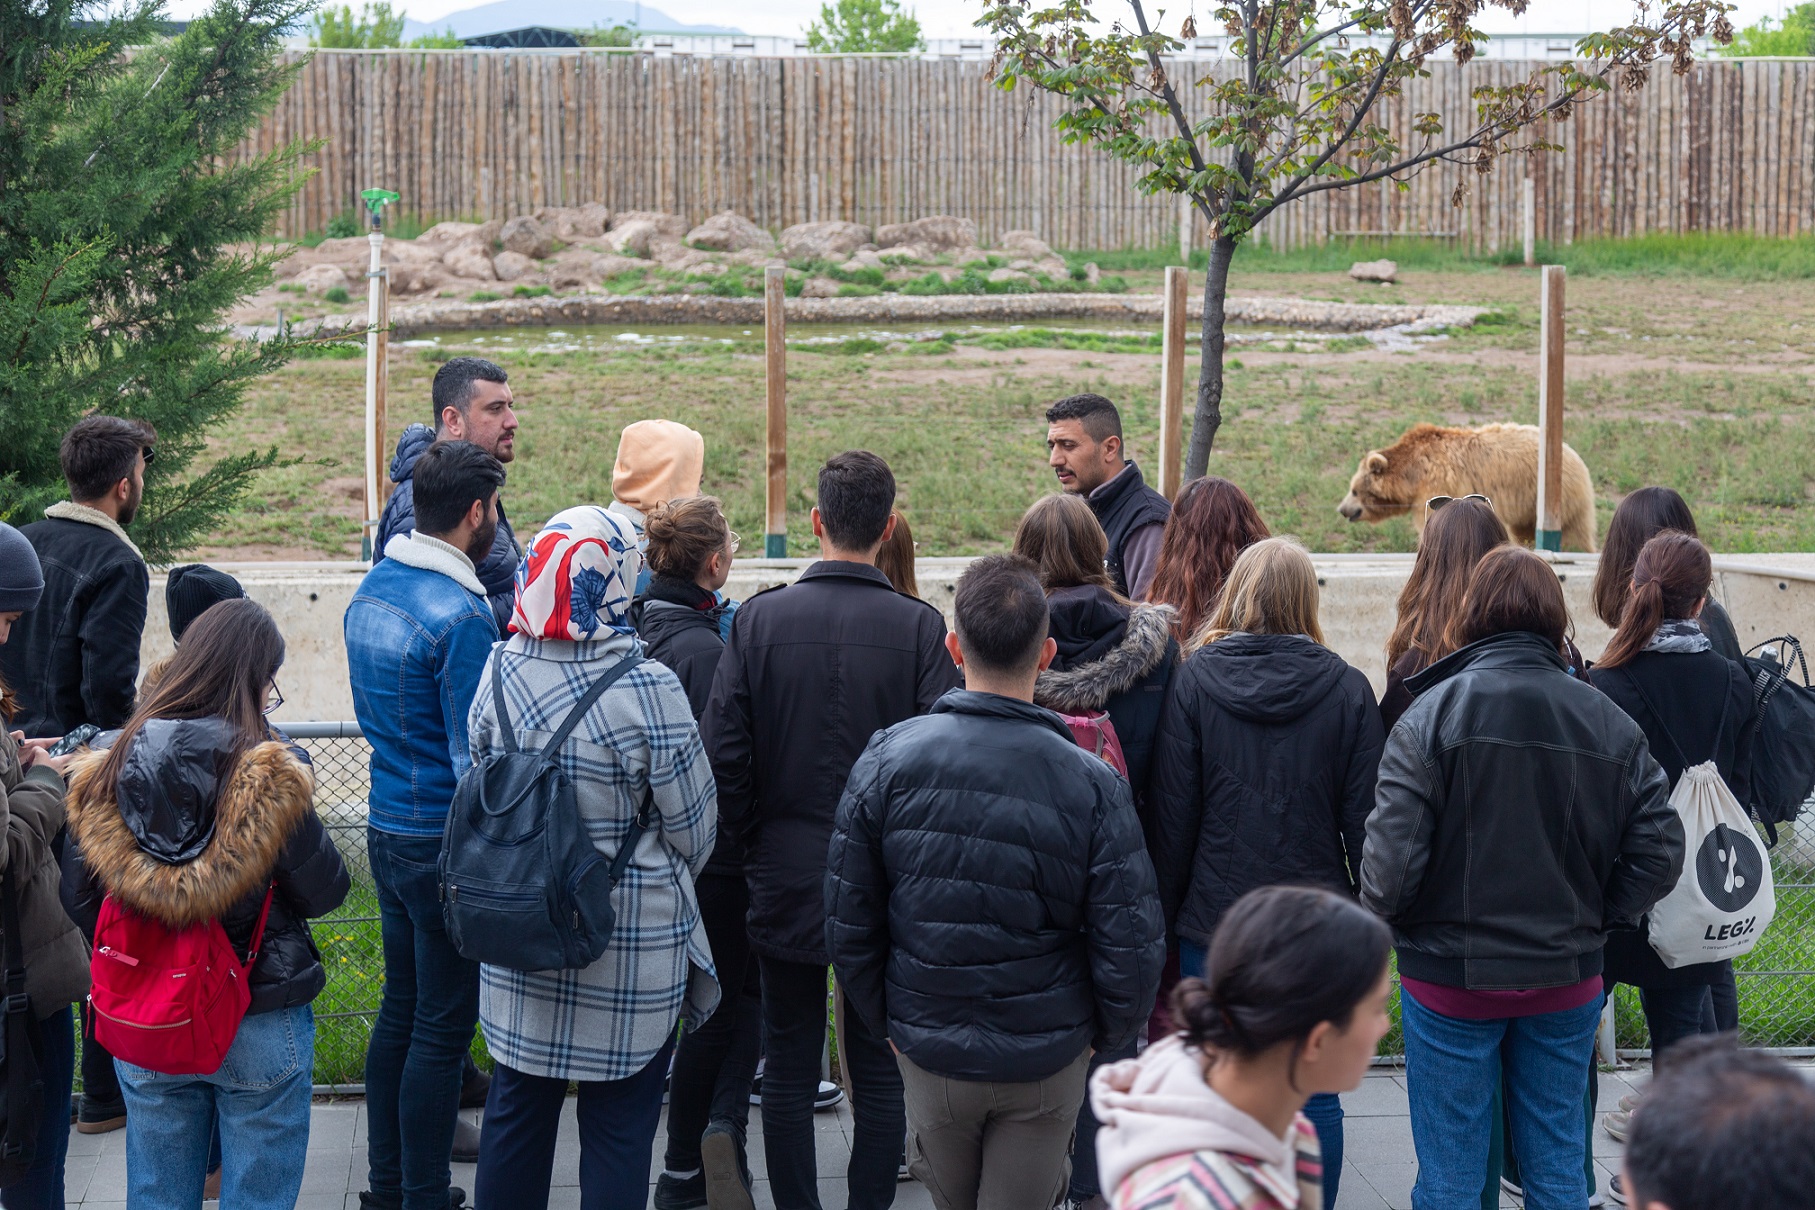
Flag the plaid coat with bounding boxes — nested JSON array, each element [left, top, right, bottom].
[[468, 631, 719, 1081]]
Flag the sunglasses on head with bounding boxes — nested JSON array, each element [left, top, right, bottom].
[[1427, 494, 1490, 512], [142, 446, 156, 465]]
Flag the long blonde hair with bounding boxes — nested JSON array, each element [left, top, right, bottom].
[[1188, 537, 1324, 652]]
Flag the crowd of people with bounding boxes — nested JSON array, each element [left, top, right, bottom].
[[0, 368, 1810, 1210]]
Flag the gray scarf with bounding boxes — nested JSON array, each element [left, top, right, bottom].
[[1644, 617, 1710, 654]]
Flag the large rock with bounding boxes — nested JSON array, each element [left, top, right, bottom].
[[780, 221, 871, 262], [875, 215, 977, 253], [999, 229, 1054, 260], [500, 216, 555, 260], [987, 267, 1030, 285], [295, 263, 350, 293], [535, 203, 609, 240], [304, 237, 375, 275], [473, 218, 503, 248], [609, 210, 687, 239], [800, 276, 841, 298], [590, 253, 648, 280], [387, 261, 444, 295], [687, 211, 773, 254], [1349, 259, 1398, 283], [606, 220, 661, 258], [441, 242, 497, 281], [417, 221, 482, 244], [491, 251, 537, 282]]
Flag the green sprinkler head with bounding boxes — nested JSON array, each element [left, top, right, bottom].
[[361, 188, 400, 230]]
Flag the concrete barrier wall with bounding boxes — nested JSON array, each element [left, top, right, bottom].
[[140, 554, 1815, 726]]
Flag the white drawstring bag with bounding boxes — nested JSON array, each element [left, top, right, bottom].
[[1647, 761, 1776, 968]]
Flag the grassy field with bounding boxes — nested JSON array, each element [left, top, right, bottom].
[[207, 237, 1815, 561]]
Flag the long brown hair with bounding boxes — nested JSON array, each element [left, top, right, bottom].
[[1012, 494, 1120, 597], [876, 513, 920, 599], [1191, 537, 1324, 651], [1595, 531, 1711, 670], [96, 599, 285, 790], [1146, 476, 1270, 641], [1386, 498, 1510, 669], [1444, 547, 1570, 657], [1592, 487, 1699, 629]]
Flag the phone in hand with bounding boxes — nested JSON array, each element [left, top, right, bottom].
[[47, 725, 100, 758]]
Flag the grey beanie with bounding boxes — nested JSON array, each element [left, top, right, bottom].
[[0, 524, 44, 613]]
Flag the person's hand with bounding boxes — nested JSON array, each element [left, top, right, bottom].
[[18, 741, 73, 776]]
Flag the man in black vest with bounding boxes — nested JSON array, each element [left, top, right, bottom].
[[1045, 393, 1171, 598]]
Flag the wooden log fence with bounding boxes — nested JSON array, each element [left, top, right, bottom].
[[248, 51, 1815, 250]]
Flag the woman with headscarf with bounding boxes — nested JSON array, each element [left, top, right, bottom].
[[468, 506, 720, 1210]]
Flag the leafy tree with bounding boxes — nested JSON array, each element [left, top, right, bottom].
[[408, 27, 465, 48], [1718, 3, 1815, 55], [805, 0, 925, 53], [578, 23, 638, 47], [0, 0, 317, 560], [982, 0, 1733, 475], [309, 1, 403, 48]]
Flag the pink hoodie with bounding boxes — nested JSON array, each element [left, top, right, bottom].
[[1091, 1035, 1322, 1210]]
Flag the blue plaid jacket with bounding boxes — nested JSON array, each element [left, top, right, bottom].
[[468, 631, 720, 1081]]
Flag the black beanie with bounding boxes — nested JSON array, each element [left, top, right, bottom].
[[166, 564, 245, 643], [0, 524, 43, 614]]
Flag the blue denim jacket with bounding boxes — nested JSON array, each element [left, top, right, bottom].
[[345, 536, 500, 837]]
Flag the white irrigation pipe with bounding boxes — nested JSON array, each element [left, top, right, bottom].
[[363, 226, 385, 562]]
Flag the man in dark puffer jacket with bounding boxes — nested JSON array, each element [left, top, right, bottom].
[[827, 556, 1164, 1210]]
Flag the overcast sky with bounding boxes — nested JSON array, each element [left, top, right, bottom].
[[164, 0, 1790, 41]]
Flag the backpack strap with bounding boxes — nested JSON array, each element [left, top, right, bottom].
[[604, 787, 656, 890], [1620, 665, 1720, 775], [537, 655, 645, 757], [241, 882, 277, 972], [491, 655, 519, 755]]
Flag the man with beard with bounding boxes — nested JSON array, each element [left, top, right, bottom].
[[1044, 393, 1170, 600], [346, 440, 506, 1210], [375, 357, 521, 635], [0, 415, 156, 740], [0, 414, 156, 1135]]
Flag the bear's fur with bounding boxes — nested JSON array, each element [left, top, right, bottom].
[[1337, 422, 1597, 551]]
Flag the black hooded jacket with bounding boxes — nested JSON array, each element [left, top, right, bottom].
[[1362, 632, 1683, 990], [63, 719, 351, 1015], [825, 691, 1165, 1081], [1148, 633, 1384, 945]]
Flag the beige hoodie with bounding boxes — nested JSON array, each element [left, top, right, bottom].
[[1091, 1035, 1319, 1209], [610, 419, 705, 520]]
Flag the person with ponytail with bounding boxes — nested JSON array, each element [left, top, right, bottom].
[[1091, 886, 1393, 1210], [1589, 532, 1756, 1162], [1593, 488, 1744, 663]]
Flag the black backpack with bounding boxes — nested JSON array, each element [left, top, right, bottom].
[[0, 866, 45, 1188], [440, 653, 653, 971], [1744, 636, 1815, 846]]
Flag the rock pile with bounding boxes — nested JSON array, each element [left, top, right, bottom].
[[271, 207, 1085, 299]]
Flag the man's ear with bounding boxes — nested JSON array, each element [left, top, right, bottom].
[[810, 507, 825, 539], [944, 631, 964, 669], [879, 513, 899, 544], [1036, 635, 1058, 672], [114, 476, 133, 505], [441, 405, 465, 438], [1102, 433, 1123, 463], [464, 495, 486, 532]]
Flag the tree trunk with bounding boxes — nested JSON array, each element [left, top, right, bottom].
[[1185, 233, 1238, 481]]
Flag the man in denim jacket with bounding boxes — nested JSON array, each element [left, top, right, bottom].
[[346, 441, 505, 1210]]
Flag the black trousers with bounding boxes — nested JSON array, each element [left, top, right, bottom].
[[759, 955, 904, 1210], [663, 869, 761, 1172]]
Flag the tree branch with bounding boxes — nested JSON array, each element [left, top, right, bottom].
[[1251, 34, 1404, 221], [1126, 0, 1209, 177]]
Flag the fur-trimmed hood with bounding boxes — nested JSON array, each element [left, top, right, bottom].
[[65, 724, 314, 928], [1035, 601, 1176, 715]]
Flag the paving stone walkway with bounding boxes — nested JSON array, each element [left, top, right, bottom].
[[60, 1065, 1654, 1209]]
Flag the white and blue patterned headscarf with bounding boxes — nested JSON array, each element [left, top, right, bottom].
[[510, 506, 644, 640]]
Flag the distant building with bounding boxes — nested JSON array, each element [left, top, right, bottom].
[[463, 26, 582, 47]]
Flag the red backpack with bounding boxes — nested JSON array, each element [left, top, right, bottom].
[[87, 884, 275, 1076], [1062, 711, 1129, 777]]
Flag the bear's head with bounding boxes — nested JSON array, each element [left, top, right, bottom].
[[1336, 426, 1442, 523]]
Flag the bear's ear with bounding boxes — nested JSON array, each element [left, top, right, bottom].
[[1365, 451, 1389, 474]]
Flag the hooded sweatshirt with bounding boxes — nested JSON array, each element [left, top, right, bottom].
[[608, 419, 706, 597], [1146, 633, 1384, 944], [1092, 1035, 1321, 1210]]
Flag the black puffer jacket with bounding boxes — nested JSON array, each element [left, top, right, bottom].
[[1591, 646, 1756, 989], [634, 574, 737, 874], [1034, 586, 1177, 809], [63, 718, 351, 1015], [1362, 632, 1683, 990], [1148, 633, 1384, 945], [703, 561, 961, 964], [826, 691, 1164, 1081]]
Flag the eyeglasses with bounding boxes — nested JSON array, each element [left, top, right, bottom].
[[141, 446, 156, 466], [264, 680, 284, 716], [1427, 494, 1491, 512], [727, 531, 742, 554]]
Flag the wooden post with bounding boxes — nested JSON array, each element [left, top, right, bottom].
[[1522, 177, 1536, 267], [1535, 265, 1566, 552], [764, 266, 788, 558], [1158, 265, 1189, 499]]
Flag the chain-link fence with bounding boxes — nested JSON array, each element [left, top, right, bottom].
[[289, 724, 1815, 1082]]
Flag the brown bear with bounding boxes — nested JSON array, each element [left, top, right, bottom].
[[1337, 422, 1597, 551]]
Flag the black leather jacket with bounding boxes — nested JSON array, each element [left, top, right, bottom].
[[1361, 631, 1683, 990]]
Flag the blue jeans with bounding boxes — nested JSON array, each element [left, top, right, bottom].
[[474, 1036, 675, 1210], [115, 1004, 315, 1210], [364, 827, 481, 1210], [0, 1006, 73, 1210], [1403, 990, 1602, 1210], [1178, 937, 1344, 1206]]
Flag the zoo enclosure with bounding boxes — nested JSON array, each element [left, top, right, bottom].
[[290, 722, 1815, 1085], [244, 52, 1815, 251]]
